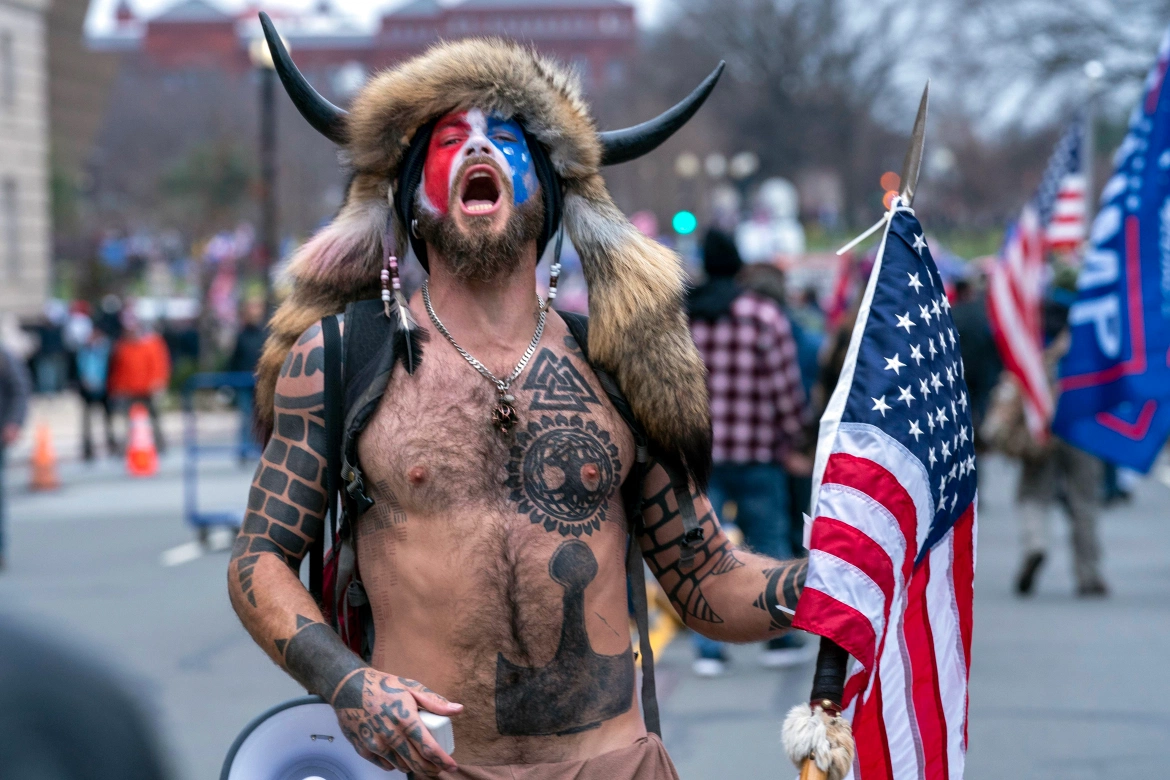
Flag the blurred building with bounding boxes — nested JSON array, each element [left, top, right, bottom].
[[90, 0, 636, 93], [0, 0, 50, 317]]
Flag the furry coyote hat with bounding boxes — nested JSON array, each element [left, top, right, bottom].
[[255, 12, 722, 485]]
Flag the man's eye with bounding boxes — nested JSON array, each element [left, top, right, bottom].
[[441, 137, 461, 147], [492, 132, 517, 143]]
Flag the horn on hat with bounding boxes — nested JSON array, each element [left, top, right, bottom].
[[260, 12, 348, 145], [261, 10, 721, 165], [598, 61, 725, 166]]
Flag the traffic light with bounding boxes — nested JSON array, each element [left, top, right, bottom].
[[672, 210, 697, 235]]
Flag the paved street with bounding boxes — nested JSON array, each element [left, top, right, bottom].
[[1, 410, 1168, 778]]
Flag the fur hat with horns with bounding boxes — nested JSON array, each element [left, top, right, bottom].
[[255, 12, 722, 486]]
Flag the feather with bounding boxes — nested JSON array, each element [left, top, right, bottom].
[[390, 289, 427, 374]]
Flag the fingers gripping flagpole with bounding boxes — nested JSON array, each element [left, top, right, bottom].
[[784, 81, 929, 780]]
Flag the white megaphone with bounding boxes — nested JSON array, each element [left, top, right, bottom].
[[220, 695, 455, 780]]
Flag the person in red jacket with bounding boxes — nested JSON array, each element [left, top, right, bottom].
[[107, 310, 170, 453]]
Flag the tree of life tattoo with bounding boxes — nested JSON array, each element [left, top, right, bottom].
[[639, 482, 742, 624], [522, 348, 601, 412], [505, 413, 620, 537], [495, 540, 634, 736]]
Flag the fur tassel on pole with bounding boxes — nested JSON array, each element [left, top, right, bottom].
[[782, 637, 855, 780], [381, 217, 426, 374], [782, 702, 855, 780]]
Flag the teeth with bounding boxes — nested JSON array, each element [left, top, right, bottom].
[[465, 203, 495, 213], [469, 171, 492, 180]]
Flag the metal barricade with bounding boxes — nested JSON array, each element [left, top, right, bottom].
[[181, 371, 258, 534]]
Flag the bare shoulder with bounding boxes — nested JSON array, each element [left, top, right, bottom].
[[274, 317, 345, 401]]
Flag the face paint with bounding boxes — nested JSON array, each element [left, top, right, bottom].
[[421, 108, 537, 215]]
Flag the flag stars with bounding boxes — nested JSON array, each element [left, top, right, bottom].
[[928, 447, 937, 467], [896, 312, 916, 333], [951, 400, 958, 419], [959, 391, 968, 412], [945, 366, 955, 387], [909, 419, 924, 441], [959, 425, 969, 445], [941, 296, 951, 312], [926, 413, 936, 432], [941, 441, 952, 461], [949, 463, 958, 480], [928, 339, 938, 359], [919, 304, 933, 324], [872, 395, 891, 417], [936, 406, 949, 427], [908, 272, 924, 293], [930, 372, 943, 392], [897, 385, 915, 406], [884, 353, 906, 375], [950, 493, 960, 511], [910, 344, 925, 365], [939, 334, 948, 354], [919, 377, 931, 398], [948, 328, 957, 348], [913, 233, 927, 254], [932, 298, 942, 318]]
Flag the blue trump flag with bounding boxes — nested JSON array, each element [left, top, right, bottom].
[[1054, 26, 1170, 472]]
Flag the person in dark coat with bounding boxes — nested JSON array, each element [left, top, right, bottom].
[[0, 344, 30, 570]]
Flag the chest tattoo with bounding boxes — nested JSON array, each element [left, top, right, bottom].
[[495, 540, 634, 736], [505, 413, 621, 536], [522, 348, 601, 412]]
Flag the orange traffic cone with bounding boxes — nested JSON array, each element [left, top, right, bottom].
[[29, 423, 60, 491], [125, 403, 159, 477]]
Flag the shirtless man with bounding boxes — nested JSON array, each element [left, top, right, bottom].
[[230, 24, 808, 779]]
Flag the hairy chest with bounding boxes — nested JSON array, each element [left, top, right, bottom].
[[356, 341, 634, 534]]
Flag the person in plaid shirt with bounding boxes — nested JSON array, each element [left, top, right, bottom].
[[687, 228, 811, 675]]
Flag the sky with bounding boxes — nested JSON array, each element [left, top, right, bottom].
[[85, 0, 673, 35]]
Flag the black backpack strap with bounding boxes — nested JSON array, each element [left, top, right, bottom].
[[309, 314, 343, 610], [561, 310, 661, 736]]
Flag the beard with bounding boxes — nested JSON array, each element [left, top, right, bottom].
[[415, 158, 545, 283]]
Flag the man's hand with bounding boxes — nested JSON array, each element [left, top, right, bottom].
[[2, 423, 20, 446], [782, 451, 813, 477], [333, 669, 462, 776]]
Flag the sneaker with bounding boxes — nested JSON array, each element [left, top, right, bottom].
[[1015, 552, 1045, 596], [759, 634, 813, 668], [691, 657, 728, 677]]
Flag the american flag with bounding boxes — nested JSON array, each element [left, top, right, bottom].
[[986, 121, 1085, 441], [795, 203, 978, 780]]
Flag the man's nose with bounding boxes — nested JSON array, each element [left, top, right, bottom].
[[465, 136, 493, 157]]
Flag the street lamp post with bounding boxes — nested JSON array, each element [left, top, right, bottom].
[[250, 37, 279, 316], [1084, 60, 1105, 229]]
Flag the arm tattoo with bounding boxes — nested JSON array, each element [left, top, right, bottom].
[[753, 558, 808, 630], [230, 334, 330, 608], [278, 614, 366, 701], [639, 481, 742, 624]]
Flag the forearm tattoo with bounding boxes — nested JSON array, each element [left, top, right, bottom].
[[639, 481, 742, 625], [278, 614, 367, 701], [753, 558, 808, 630], [230, 331, 330, 607]]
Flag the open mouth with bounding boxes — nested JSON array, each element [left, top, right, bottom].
[[459, 165, 503, 216]]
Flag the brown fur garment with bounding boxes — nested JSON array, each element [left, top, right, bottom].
[[256, 38, 711, 484]]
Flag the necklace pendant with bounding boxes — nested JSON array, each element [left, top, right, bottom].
[[492, 400, 519, 434]]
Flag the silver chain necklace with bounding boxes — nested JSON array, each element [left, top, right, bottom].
[[421, 279, 546, 433]]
